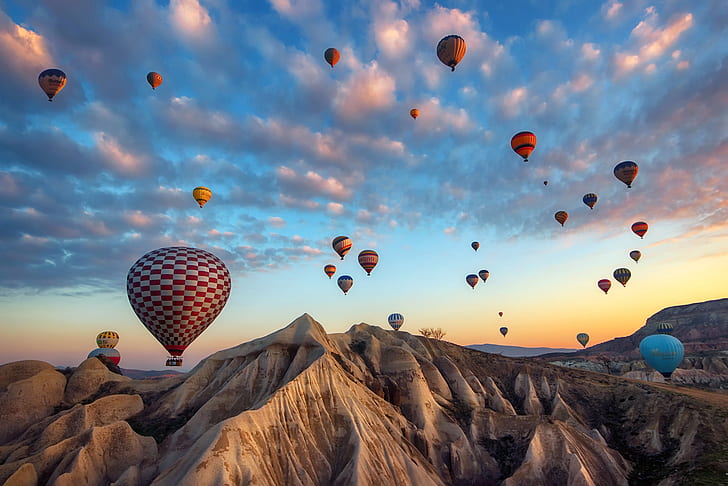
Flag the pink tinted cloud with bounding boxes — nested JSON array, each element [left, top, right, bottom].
[[268, 216, 286, 228], [94, 132, 149, 176], [169, 0, 214, 42], [276, 166, 352, 200], [0, 12, 53, 76], [334, 61, 396, 120]]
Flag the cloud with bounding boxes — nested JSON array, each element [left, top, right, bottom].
[[276, 166, 352, 200], [268, 216, 286, 228], [170, 0, 214, 41], [334, 61, 396, 120], [603, 1, 623, 20], [374, 18, 412, 59]]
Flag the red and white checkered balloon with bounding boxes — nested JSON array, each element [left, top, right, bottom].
[[126, 247, 231, 360]]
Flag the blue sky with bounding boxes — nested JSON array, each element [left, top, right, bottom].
[[1, 0, 727, 370]]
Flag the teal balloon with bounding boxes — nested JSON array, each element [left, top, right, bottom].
[[639, 334, 684, 378]]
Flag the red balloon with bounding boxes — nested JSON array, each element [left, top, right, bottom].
[[598, 279, 611, 294], [631, 221, 648, 239]]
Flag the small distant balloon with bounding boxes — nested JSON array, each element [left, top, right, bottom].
[[639, 334, 684, 379], [466, 274, 479, 289], [388, 313, 404, 331], [358, 250, 379, 276], [146, 72, 163, 90], [324, 48, 340, 68], [543, 180, 549, 186], [554, 211, 568, 227], [631, 222, 648, 239], [332, 236, 352, 260], [337, 275, 353, 294], [436, 35, 466, 71], [614, 161, 638, 188], [598, 279, 611, 294], [629, 250, 642, 263], [88, 347, 121, 366], [499, 327, 508, 337], [582, 193, 598, 210], [192, 186, 212, 208], [576, 333, 589, 348], [613, 268, 631, 287], [38, 68, 67, 101], [511, 131, 537, 162], [96, 331, 119, 349], [478, 270, 490, 282], [471, 241, 480, 252], [498, 311, 503, 317], [324, 264, 336, 279], [410, 108, 419, 120], [656, 322, 674, 334]]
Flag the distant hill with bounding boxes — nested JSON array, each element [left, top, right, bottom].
[[121, 368, 185, 380], [466, 343, 578, 357]]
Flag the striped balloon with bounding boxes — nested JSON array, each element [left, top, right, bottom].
[[436, 35, 466, 71], [192, 186, 212, 208], [324, 264, 336, 279], [582, 193, 598, 209], [88, 347, 121, 365], [629, 250, 642, 263], [478, 269, 490, 282], [631, 222, 648, 239], [337, 275, 353, 294], [388, 313, 404, 331], [656, 322, 674, 334], [332, 236, 352, 260], [358, 250, 379, 276], [598, 279, 612, 294], [613, 268, 631, 287], [511, 131, 537, 162], [466, 274, 479, 289], [614, 161, 639, 188], [576, 333, 590, 348], [554, 210, 568, 227]]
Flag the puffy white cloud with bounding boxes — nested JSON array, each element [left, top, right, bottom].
[[276, 166, 352, 200], [603, 1, 623, 20], [268, 216, 286, 228], [334, 61, 397, 120], [94, 132, 148, 176], [170, 0, 214, 41], [0, 12, 53, 75], [374, 18, 412, 58]]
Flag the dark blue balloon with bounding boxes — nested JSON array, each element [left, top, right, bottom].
[[639, 334, 684, 378]]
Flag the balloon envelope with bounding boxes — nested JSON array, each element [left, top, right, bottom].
[[554, 211, 568, 226], [498, 311, 503, 317], [656, 322, 674, 334], [582, 193, 598, 209], [410, 108, 419, 119], [324, 264, 336, 279], [324, 48, 340, 68], [88, 347, 121, 365], [479, 270, 490, 282], [436, 35, 466, 71], [576, 333, 589, 348], [631, 222, 648, 239], [629, 250, 642, 263], [388, 313, 404, 331], [614, 161, 638, 188], [511, 131, 537, 162], [639, 334, 684, 378], [471, 241, 479, 252], [337, 275, 353, 294], [38, 69, 67, 101], [499, 327, 508, 337], [146, 71, 163, 89], [613, 268, 631, 286], [332, 236, 352, 260], [96, 331, 119, 348], [358, 250, 379, 275], [192, 186, 212, 208], [466, 274, 479, 289], [598, 279, 612, 294], [127, 247, 231, 366]]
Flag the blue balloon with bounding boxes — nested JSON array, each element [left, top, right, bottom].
[[388, 313, 404, 330], [639, 334, 684, 378]]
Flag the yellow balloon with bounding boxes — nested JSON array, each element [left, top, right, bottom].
[[192, 186, 212, 208]]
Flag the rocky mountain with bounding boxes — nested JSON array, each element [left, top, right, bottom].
[[467, 344, 578, 357], [2, 314, 727, 485]]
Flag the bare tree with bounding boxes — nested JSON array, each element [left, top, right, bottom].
[[419, 327, 446, 340], [419, 328, 433, 338]]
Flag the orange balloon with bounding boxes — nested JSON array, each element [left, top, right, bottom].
[[410, 108, 419, 119], [324, 48, 340, 68]]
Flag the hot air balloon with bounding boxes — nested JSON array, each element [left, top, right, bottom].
[[639, 334, 684, 379], [337, 275, 353, 294], [498, 312, 503, 317], [436, 35, 466, 71], [499, 327, 508, 337], [388, 313, 404, 331], [127, 247, 232, 367], [88, 347, 121, 365], [324, 48, 340, 68], [614, 161, 638, 188], [358, 250, 379, 276], [332, 236, 352, 260], [631, 222, 648, 239], [582, 193, 598, 210], [192, 186, 212, 208], [324, 264, 336, 279], [96, 331, 119, 348], [466, 274, 479, 289], [146, 71, 163, 90], [629, 250, 642, 263], [38, 69, 67, 101], [576, 333, 590, 348], [478, 270, 490, 282], [656, 322, 674, 334], [598, 279, 612, 294], [471, 241, 480, 252], [613, 268, 631, 287], [554, 211, 568, 226], [511, 131, 537, 162], [543, 181, 549, 186], [410, 108, 419, 119]]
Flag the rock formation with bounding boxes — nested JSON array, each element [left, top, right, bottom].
[[1, 313, 727, 485]]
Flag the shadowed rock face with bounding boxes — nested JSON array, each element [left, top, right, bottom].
[[1, 314, 727, 485]]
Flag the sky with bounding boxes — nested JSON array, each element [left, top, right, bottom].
[[1, 0, 727, 371]]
